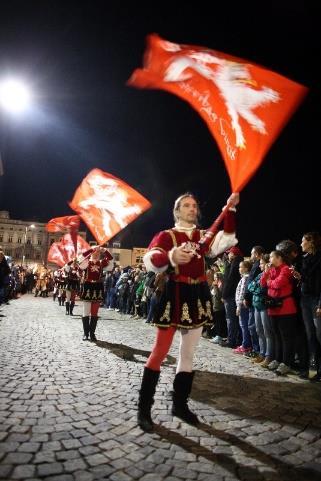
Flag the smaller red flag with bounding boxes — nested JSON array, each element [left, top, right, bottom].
[[47, 234, 90, 266], [46, 215, 80, 233], [70, 169, 151, 245], [47, 241, 68, 267]]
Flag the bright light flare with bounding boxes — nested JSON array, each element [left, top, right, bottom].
[[0, 79, 31, 113]]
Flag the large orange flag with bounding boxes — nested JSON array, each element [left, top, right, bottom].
[[128, 34, 308, 192], [69, 169, 152, 245]]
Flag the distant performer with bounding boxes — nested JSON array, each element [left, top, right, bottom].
[[78, 246, 113, 341], [62, 259, 80, 315]]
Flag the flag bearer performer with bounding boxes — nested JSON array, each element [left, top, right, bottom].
[[62, 259, 80, 315], [57, 268, 66, 306], [137, 192, 239, 431], [78, 246, 113, 341]]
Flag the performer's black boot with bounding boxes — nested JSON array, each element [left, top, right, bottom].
[[82, 316, 90, 341], [89, 316, 98, 341], [172, 371, 199, 425], [53, 292, 57, 302], [65, 302, 70, 315], [137, 367, 160, 432], [70, 301, 75, 316], [58, 296, 61, 306]]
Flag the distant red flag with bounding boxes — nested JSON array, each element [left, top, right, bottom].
[[46, 215, 80, 255], [69, 168, 152, 245], [61, 233, 91, 262], [46, 215, 80, 233], [48, 234, 90, 266], [128, 34, 308, 192], [47, 241, 68, 267]]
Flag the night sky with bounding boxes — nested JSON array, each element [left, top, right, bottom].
[[0, 1, 320, 253]]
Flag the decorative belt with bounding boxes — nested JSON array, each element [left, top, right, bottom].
[[171, 274, 207, 284], [84, 280, 103, 283]]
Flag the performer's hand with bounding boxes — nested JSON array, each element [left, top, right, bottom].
[[226, 192, 240, 208], [172, 245, 194, 265]]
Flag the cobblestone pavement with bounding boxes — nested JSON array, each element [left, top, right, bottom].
[[0, 295, 321, 481]]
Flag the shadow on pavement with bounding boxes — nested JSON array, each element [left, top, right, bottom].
[[192, 370, 321, 427], [95, 339, 176, 365], [153, 423, 320, 481]]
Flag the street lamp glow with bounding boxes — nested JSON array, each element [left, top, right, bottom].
[[0, 79, 31, 114], [22, 224, 36, 265]]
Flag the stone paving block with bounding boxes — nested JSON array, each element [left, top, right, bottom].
[[34, 451, 57, 464], [90, 465, 116, 478], [11, 464, 36, 479], [56, 449, 80, 461], [0, 441, 19, 452], [108, 472, 132, 481], [51, 431, 73, 441], [79, 435, 101, 446], [3, 452, 33, 464], [85, 453, 109, 467], [139, 475, 164, 481], [0, 464, 13, 479], [79, 445, 100, 456], [7, 433, 30, 442], [172, 467, 199, 479], [62, 438, 82, 450], [37, 462, 64, 477], [17, 441, 40, 453], [73, 470, 95, 481], [64, 457, 88, 472], [104, 448, 126, 461]]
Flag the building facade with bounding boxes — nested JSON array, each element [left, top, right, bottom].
[[0, 211, 86, 267], [0, 211, 148, 269]]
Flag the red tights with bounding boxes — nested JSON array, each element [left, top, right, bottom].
[[146, 326, 176, 371]]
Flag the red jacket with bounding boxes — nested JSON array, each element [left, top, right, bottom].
[[260, 263, 297, 316]]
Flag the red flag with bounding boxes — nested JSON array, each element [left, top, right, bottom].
[[46, 215, 80, 255], [46, 215, 80, 233], [128, 34, 308, 192], [47, 241, 69, 267], [69, 168, 152, 245], [61, 233, 91, 262], [47, 234, 90, 266]]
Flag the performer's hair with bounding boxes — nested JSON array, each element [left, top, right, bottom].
[[173, 193, 200, 223]]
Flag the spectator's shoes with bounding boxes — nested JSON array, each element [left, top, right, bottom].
[[267, 360, 279, 371], [260, 358, 272, 368], [211, 336, 223, 344], [233, 346, 251, 354], [252, 355, 265, 364], [275, 363, 291, 376]]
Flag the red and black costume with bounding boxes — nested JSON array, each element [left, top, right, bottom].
[[137, 202, 239, 432], [62, 262, 80, 315], [143, 209, 237, 328], [78, 248, 113, 341]]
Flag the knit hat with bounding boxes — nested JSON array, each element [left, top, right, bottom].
[[226, 246, 243, 256]]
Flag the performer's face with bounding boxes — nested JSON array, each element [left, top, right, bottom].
[[177, 196, 198, 224]]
